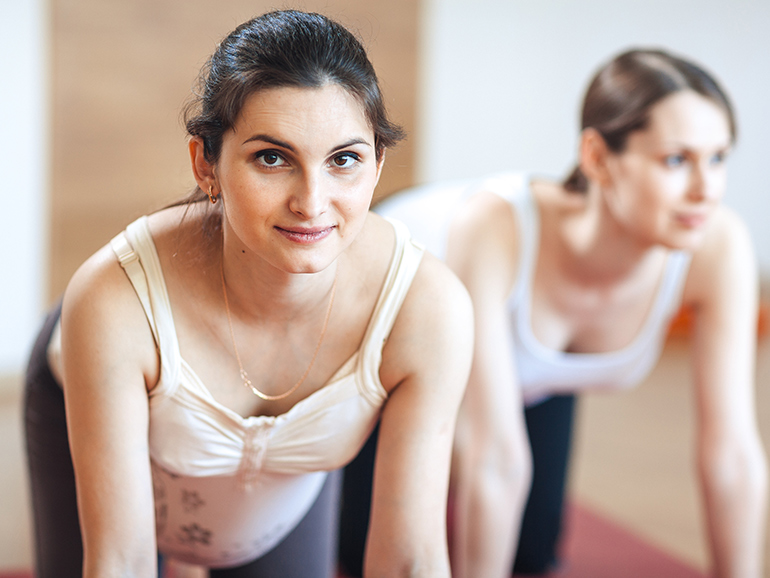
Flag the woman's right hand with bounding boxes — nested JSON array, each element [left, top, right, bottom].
[[446, 191, 533, 578], [61, 244, 160, 577]]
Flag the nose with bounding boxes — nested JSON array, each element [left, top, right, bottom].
[[288, 172, 328, 219]]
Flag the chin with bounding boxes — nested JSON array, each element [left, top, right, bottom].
[[283, 261, 333, 275], [284, 254, 340, 275], [660, 230, 708, 252]]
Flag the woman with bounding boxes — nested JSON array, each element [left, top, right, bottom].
[[342, 49, 768, 577], [24, 10, 473, 578]]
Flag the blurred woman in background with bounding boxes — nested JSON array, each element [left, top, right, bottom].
[[341, 48, 767, 578]]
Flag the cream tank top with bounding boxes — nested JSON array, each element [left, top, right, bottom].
[[375, 172, 691, 406], [49, 215, 425, 568]]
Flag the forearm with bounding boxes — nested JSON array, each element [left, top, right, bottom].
[[699, 440, 768, 578], [83, 557, 158, 578], [364, 543, 451, 578], [80, 509, 158, 578], [451, 444, 532, 578], [364, 497, 452, 578]]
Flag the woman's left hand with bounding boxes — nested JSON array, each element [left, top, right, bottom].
[[367, 250, 474, 578], [686, 206, 768, 578]]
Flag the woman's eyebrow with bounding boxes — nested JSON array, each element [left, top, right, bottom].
[[329, 138, 372, 154], [241, 134, 295, 151], [241, 135, 372, 155]]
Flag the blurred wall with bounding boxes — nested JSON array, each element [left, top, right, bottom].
[[0, 0, 48, 374], [417, 0, 770, 270]]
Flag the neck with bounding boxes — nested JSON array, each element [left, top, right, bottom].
[[557, 183, 666, 284]]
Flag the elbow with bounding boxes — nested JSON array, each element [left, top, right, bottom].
[[699, 435, 769, 502], [496, 445, 533, 512], [486, 439, 532, 503], [458, 427, 533, 509]]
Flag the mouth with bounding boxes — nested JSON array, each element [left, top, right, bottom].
[[275, 225, 336, 244], [674, 212, 709, 228]]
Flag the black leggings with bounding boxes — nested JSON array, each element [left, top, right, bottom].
[[513, 394, 575, 574], [337, 395, 576, 577], [24, 303, 342, 578]]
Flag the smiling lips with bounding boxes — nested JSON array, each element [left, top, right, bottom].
[[674, 211, 708, 228], [275, 225, 336, 244]]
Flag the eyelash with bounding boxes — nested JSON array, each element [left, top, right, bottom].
[[711, 151, 727, 164], [664, 154, 687, 167], [662, 152, 729, 168], [254, 150, 286, 168], [253, 150, 362, 170], [331, 152, 360, 168]]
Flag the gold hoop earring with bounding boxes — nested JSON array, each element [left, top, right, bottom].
[[207, 185, 218, 204]]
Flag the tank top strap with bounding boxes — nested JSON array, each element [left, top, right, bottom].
[[357, 217, 425, 406], [109, 216, 180, 397], [110, 228, 159, 344], [657, 250, 693, 320]]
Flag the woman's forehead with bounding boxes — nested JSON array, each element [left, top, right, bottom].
[[227, 85, 374, 151], [634, 90, 732, 149]]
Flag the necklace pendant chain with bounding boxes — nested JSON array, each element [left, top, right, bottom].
[[239, 369, 255, 390], [221, 265, 337, 402]]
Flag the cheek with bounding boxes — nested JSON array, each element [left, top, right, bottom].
[[607, 176, 664, 234], [338, 188, 373, 233], [341, 170, 378, 209], [711, 169, 729, 199], [620, 168, 678, 212]]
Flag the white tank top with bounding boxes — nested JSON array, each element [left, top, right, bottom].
[[50, 214, 425, 568], [375, 172, 691, 406]]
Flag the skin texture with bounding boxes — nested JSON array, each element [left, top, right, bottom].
[[447, 90, 767, 578], [61, 84, 473, 577]]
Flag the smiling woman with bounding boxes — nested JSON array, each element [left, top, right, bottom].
[[202, 85, 381, 276], [23, 10, 472, 578]]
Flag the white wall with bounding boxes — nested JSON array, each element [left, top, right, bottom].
[[417, 0, 770, 272], [0, 0, 48, 374]]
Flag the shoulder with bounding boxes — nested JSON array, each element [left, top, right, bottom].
[[61, 233, 160, 390], [407, 251, 474, 330], [364, 211, 472, 326], [64, 241, 139, 317], [684, 205, 757, 309], [350, 210, 473, 337], [452, 186, 520, 235], [446, 187, 522, 301], [379, 241, 474, 395]]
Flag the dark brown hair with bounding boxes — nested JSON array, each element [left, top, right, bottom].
[[178, 9, 404, 207], [564, 48, 736, 193]]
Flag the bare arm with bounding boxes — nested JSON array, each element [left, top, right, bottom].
[[366, 252, 474, 577], [687, 208, 768, 578], [445, 192, 532, 578], [61, 246, 160, 577]]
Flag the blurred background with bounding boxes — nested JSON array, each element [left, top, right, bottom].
[[2, 0, 769, 575]]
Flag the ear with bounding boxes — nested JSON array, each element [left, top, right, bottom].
[[579, 128, 613, 188], [373, 149, 386, 190], [189, 137, 217, 193]]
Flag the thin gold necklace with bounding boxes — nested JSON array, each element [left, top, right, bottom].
[[220, 266, 337, 401]]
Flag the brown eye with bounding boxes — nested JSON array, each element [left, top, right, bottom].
[[332, 153, 359, 168], [256, 151, 286, 167]]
